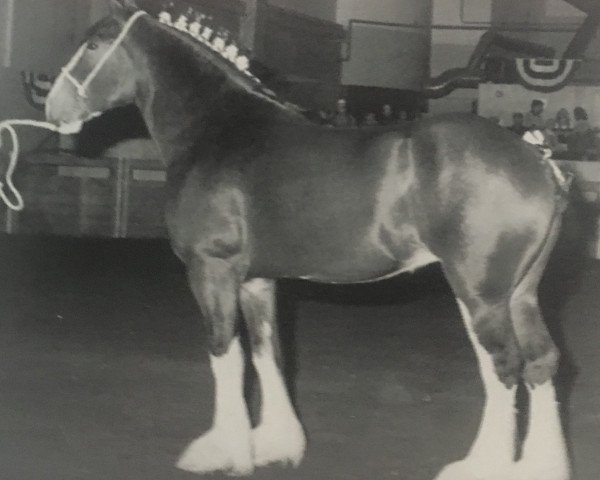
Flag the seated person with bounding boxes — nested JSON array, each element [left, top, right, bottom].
[[567, 107, 599, 160], [554, 108, 571, 131], [524, 99, 545, 130], [508, 112, 527, 136], [574, 106, 592, 134], [331, 98, 357, 128], [553, 108, 572, 144], [362, 112, 378, 126], [378, 104, 397, 126]]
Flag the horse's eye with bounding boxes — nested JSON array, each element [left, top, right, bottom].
[[87, 41, 99, 51]]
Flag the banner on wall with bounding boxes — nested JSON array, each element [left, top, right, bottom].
[[515, 58, 580, 93], [21, 71, 54, 111]]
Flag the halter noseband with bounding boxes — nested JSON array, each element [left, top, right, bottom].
[[61, 10, 147, 98]]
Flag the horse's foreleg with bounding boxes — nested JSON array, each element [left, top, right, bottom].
[[435, 299, 518, 480], [240, 278, 306, 468], [176, 257, 253, 476]]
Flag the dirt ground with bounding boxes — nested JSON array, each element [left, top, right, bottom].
[[0, 232, 597, 480]]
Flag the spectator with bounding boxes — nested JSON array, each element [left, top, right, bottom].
[[568, 106, 598, 160], [524, 99, 545, 130], [543, 118, 560, 150], [508, 112, 527, 136], [573, 106, 592, 134], [331, 98, 357, 128], [554, 108, 571, 131], [316, 109, 333, 126], [362, 112, 378, 126], [378, 104, 396, 126]]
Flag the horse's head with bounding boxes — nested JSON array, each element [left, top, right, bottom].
[[45, 1, 143, 134]]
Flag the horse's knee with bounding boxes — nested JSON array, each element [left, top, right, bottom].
[[186, 255, 242, 357], [240, 278, 276, 352], [207, 326, 238, 357]]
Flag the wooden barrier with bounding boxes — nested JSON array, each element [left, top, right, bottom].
[[6, 152, 168, 238]]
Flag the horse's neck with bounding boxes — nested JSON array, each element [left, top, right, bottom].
[[128, 23, 249, 165]]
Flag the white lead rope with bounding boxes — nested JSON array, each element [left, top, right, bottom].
[[0, 119, 60, 211], [0, 12, 148, 212]]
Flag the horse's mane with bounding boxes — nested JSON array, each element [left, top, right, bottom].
[[142, 10, 309, 120], [85, 8, 313, 124]]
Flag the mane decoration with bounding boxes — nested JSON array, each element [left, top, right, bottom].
[[155, 4, 312, 120], [157, 5, 255, 82]]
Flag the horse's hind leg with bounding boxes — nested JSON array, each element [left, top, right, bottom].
[[176, 256, 253, 476], [511, 217, 570, 480], [435, 210, 569, 480], [239, 278, 306, 468], [435, 298, 518, 480]]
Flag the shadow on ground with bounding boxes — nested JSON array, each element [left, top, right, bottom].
[[0, 232, 597, 480]]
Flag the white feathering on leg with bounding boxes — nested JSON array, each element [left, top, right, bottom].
[[514, 381, 570, 480], [177, 338, 253, 476], [251, 321, 306, 468], [434, 299, 517, 480]]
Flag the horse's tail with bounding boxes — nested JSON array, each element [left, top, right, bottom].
[[511, 173, 567, 299]]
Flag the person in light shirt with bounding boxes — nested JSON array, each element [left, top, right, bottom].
[[524, 99, 546, 130], [331, 98, 357, 128]]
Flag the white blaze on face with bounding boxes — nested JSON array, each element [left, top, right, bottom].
[[57, 121, 84, 135], [45, 43, 89, 124]]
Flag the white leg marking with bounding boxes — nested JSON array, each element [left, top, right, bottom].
[[177, 337, 253, 476], [514, 381, 570, 480], [435, 299, 517, 480], [251, 323, 306, 468]]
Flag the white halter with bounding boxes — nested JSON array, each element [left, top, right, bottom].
[[60, 10, 147, 98], [0, 11, 148, 212]]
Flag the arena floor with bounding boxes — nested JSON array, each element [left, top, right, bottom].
[[0, 225, 598, 480]]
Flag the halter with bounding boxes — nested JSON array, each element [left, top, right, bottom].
[[0, 11, 147, 212], [60, 10, 147, 98]]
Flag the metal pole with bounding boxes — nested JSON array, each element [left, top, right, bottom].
[[3, 0, 15, 68]]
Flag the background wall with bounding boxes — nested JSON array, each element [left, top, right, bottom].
[[0, 0, 597, 128], [267, 0, 336, 22], [335, 0, 432, 90], [427, 0, 595, 114]]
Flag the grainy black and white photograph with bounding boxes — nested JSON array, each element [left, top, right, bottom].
[[0, 0, 599, 479]]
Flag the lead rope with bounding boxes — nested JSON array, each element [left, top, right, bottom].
[[0, 119, 60, 211], [0, 11, 148, 213]]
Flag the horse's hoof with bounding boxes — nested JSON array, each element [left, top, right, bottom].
[[252, 419, 306, 468], [177, 427, 253, 476], [434, 459, 514, 480], [513, 459, 570, 480]]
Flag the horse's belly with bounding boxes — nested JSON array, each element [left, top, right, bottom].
[[247, 227, 436, 283]]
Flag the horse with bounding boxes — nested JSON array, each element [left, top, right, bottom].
[[44, 2, 571, 479]]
